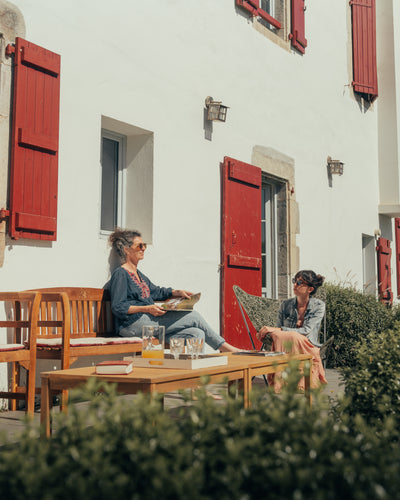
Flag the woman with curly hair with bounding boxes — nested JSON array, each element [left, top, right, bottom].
[[108, 228, 239, 353]]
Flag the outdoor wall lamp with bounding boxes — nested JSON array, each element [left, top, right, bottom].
[[327, 156, 344, 175], [205, 96, 229, 122]]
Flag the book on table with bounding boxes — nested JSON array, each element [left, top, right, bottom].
[[158, 292, 201, 311], [95, 360, 134, 375]]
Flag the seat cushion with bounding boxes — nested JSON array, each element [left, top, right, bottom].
[[36, 336, 142, 347], [0, 343, 26, 352]]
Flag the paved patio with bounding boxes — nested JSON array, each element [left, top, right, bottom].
[[0, 368, 344, 442]]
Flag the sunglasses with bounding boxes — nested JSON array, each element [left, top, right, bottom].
[[132, 243, 147, 251], [292, 278, 309, 286]]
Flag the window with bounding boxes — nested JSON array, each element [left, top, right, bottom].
[[262, 180, 278, 298], [100, 130, 126, 232], [100, 116, 154, 242], [258, 0, 279, 32], [362, 234, 377, 296], [236, 0, 307, 53]]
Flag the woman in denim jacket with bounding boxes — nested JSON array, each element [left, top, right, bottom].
[[256, 270, 328, 391]]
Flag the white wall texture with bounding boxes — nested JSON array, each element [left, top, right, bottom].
[[0, 0, 397, 333]]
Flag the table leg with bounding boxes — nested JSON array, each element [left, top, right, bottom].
[[40, 377, 51, 438], [243, 369, 251, 409]]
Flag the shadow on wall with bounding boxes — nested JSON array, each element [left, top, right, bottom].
[[108, 246, 121, 277]]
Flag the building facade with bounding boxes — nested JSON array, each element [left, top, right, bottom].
[[0, 0, 399, 393]]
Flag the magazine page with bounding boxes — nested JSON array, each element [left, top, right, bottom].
[[158, 292, 201, 311]]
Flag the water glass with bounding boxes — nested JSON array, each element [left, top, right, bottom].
[[186, 338, 204, 359], [142, 325, 165, 365], [169, 337, 185, 360]]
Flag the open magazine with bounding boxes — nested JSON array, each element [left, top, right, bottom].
[[158, 292, 201, 311]]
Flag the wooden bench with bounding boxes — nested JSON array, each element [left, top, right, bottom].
[[0, 291, 41, 415], [6, 287, 141, 409], [29, 287, 142, 369]]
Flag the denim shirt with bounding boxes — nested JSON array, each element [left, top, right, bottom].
[[277, 297, 325, 347]]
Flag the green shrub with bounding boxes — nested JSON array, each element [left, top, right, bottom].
[[337, 326, 400, 426], [324, 284, 395, 367], [1, 366, 400, 499]]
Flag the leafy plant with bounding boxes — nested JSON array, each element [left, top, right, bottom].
[[324, 283, 395, 367], [0, 364, 400, 499], [337, 326, 400, 426]]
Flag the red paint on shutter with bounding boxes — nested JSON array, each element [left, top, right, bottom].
[[395, 219, 400, 297], [290, 0, 307, 53], [236, 0, 282, 30], [8, 37, 60, 240], [236, 0, 259, 16], [350, 0, 378, 100], [221, 156, 262, 349], [376, 237, 392, 305]]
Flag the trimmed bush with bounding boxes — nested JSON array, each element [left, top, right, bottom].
[[324, 283, 395, 367], [1, 366, 400, 499], [338, 326, 400, 426]]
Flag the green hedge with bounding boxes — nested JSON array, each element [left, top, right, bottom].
[[1, 367, 400, 499], [324, 284, 395, 367], [337, 326, 400, 426]]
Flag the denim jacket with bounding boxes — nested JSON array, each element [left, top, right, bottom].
[[277, 297, 325, 347]]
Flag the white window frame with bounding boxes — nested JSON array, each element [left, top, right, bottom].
[[100, 129, 127, 235], [262, 179, 278, 298]]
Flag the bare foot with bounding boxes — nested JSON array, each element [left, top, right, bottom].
[[219, 342, 241, 353]]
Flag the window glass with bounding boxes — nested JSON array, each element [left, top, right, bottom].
[[100, 136, 119, 232]]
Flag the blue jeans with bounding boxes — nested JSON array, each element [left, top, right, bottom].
[[119, 310, 225, 350]]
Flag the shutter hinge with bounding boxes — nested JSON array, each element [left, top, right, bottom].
[[5, 44, 15, 57], [0, 209, 10, 222]]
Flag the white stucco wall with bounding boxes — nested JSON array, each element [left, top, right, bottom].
[[0, 0, 394, 325]]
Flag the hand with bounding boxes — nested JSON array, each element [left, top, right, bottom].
[[256, 326, 280, 342], [171, 289, 193, 299], [146, 304, 167, 316]]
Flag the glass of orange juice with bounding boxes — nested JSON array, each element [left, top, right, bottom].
[[142, 326, 165, 365]]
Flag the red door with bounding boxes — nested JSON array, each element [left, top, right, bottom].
[[221, 156, 262, 349]]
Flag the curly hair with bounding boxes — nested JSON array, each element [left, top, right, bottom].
[[108, 228, 142, 262], [295, 270, 324, 296]]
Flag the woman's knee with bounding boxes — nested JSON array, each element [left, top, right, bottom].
[[173, 328, 205, 341]]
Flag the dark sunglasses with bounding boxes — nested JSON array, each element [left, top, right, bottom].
[[292, 278, 309, 286], [133, 243, 147, 251]]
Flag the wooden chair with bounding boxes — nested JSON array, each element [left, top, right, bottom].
[[0, 291, 41, 414]]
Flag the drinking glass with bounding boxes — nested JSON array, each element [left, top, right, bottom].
[[186, 338, 204, 360], [169, 338, 185, 360], [142, 325, 165, 365]]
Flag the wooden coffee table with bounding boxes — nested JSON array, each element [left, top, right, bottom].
[[40, 353, 312, 437]]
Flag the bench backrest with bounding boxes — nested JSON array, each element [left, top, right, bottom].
[[28, 287, 114, 338]]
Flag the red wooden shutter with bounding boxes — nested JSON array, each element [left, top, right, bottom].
[[350, 0, 378, 100], [8, 37, 60, 240], [236, 0, 282, 29], [376, 237, 392, 305], [395, 219, 400, 297], [290, 0, 307, 53], [221, 156, 262, 349], [236, 0, 259, 16]]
